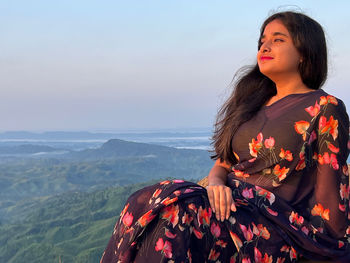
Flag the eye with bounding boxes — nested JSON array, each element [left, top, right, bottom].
[[274, 39, 284, 42]]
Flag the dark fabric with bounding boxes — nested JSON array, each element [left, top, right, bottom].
[[101, 89, 350, 263]]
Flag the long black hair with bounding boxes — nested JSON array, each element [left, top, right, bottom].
[[210, 11, 328, 165]]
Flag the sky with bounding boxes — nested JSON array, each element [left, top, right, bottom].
[[0, 0, 349, 132]]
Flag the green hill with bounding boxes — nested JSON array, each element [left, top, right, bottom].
[[0, 181, 160, 263]]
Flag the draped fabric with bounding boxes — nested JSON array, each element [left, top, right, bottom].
[[101, 89, 350, 262]]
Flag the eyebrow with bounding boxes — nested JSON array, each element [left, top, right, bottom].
[[260, 32, 289, 40]]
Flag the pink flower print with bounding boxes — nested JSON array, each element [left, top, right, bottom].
[[122, 212, 133, 227], [242, 187, 254, 199], [210, 222, 221, 238], [308, 130, 317, 144], [155, 238, 173, 258], [305, 101, 320, 117], [264, 137, 275, 149], [165, 229, 177, 239], [266, 207, 278, 216], [239, 224, 253, 241], [242, 257, 252, 263]]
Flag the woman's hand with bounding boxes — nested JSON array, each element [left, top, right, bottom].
[[206, 184, 236, 222]]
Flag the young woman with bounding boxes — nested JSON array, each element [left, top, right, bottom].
[[101, 11, 350, 262]]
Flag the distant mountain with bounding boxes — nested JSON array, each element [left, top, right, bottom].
[[0, 144, 67, 155], [0, 138, 213, 224], [68, 138, 210, 160]]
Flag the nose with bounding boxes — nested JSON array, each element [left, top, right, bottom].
[[259, 40, 271, 52]]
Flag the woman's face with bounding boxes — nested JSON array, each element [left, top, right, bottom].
[[257, 19, 302, 80]]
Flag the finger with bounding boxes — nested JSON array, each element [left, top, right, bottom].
[[206, 187, 215, 213], [213, 187, 221, 221], [231, 198, 237, 212], [219, 187, 226, 222], [225, 187, 232, 219]]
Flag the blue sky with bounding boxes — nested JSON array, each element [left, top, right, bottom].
[[0, 0, 349, 131]]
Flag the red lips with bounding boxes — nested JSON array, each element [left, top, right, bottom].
[[260, 56, 274, 61]]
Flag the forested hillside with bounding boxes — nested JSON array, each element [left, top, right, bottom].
[[0, 138, 212, 262]]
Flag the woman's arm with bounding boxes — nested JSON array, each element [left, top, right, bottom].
[[206, 159, 236, 222], [311, 98, 350, 239]]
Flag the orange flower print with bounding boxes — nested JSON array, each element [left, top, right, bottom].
[[273, 165, 289, 182], [318, 152, 339, 170], [319, 115, 338, 140], [155, 238, 173, 258], [254, 247, 273, 263], [197, 206, 212, 227], [208, 249, 220, 261], [215, 239, 227, 248], [233, 168, 250, 178], [161, 204, 179, 228], [188, 203, 197, 212], [289, 211, 304, 226], [161, 196, 179, 206], [239, 224, 253, 241], [264, 136, 275, 149], [138, 210, 157, 227], [276, 258, 286, 263], [229, 231, 243, 252], [152, 188, 162, 199], [327, 142, 339, 153], [182, 212, 193, 225], [122, 212, 133, 227], [305, 101, 320, 117], [193, 227, 203, 239], [342, 165, 349, 176], [319, 95, 338, 106], [279, 148, 293, 161], [289, 247, 297, 261], [165, 229, 177, 239], [249, 132, 263, 157], [294, 120, 310, 141], [311, 203, 330, 220], [295, 151, 306, 171], [252, 222, 271, 240], [210, 222, 221, 238]]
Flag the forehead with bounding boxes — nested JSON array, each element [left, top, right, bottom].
[[261, 19, 290, 39]]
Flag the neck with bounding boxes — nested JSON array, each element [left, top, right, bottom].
[[272, 74, 311, 98]]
